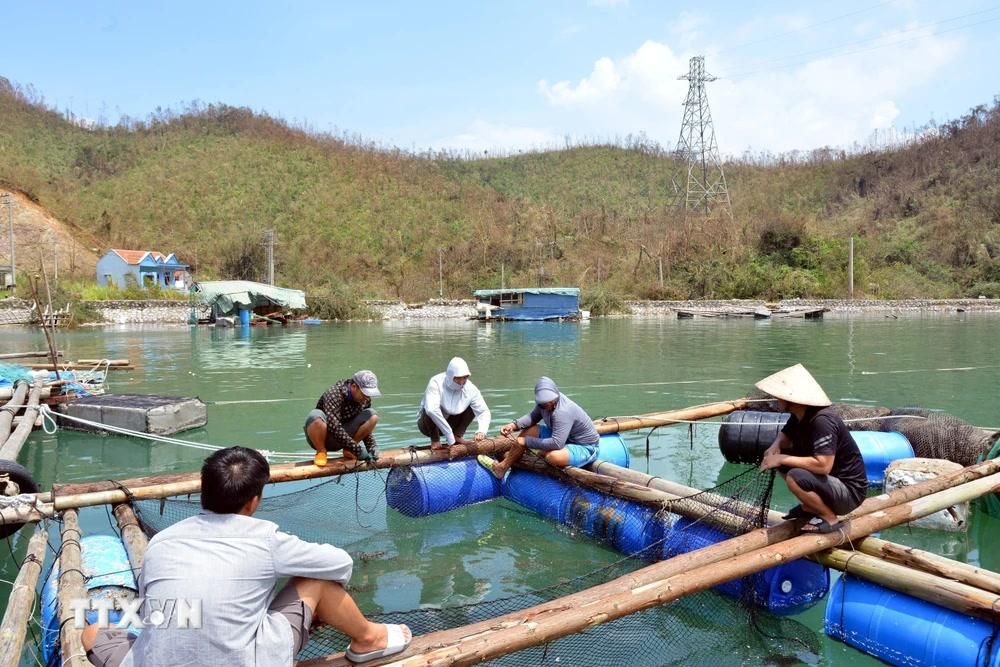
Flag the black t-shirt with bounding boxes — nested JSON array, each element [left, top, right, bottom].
[[781, 406, 868, 501]]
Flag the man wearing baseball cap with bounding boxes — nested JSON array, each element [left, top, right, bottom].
[[478, 376, 600, 479], [756, 364, 867, 534], [305, 370, 381, 466]]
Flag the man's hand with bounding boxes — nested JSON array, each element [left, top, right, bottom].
[[473, 432, 486, 442], [759, 449, 783, 472], [499, 422, 517, 437]]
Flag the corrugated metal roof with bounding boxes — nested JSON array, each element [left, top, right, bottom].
[[473, 287, 580, 297]]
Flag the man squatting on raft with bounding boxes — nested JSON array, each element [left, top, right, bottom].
[[480, 376, 600, 478], [756, 363, 868, 534], [305, 370, 381, 467], [82, 447, 411, 666], [418, 357, 491, 450]]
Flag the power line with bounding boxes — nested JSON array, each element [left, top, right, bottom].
[[717, 6, 1000, 79], [714, 0, 897, 56]]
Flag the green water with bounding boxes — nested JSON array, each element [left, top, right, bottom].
[[2, 314, 999, 665]]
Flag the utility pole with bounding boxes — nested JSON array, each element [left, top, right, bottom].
[[263, 229, 275, 285], [3, 194, 13, 289], [51, 231, 58, 284], [848, 237, 855, 299], [671, 56, 732, 219]]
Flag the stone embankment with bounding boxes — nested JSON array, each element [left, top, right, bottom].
[[3, 297, 999, 326]]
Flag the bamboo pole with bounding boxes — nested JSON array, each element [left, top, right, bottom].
[[0, 523, 49, 667], [300, 471, 1000, 666], [112, 504, 148, 572], [0, 350, 62, 360], [0, 382, 41, 461], [41, 399, 752, 508], [526, 459, 1000, 622], [594, 460, 1000, 595], [74, 359, 130, 366], [0, 385, 52, 401], [23, 363, 135, 371], [58, 510, 89, 667], [812, 549, 1000, 622], [853, 536, 1000, 596], [0, 380, 28, 444]]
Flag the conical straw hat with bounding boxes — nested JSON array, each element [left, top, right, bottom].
[[754, 364, 832, 407]]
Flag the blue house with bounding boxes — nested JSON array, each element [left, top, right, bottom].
[[473, 288, 584, 321], [96, 249, 190, 290]]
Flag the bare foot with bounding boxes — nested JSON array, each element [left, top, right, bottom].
[[431, 441, 449, 451]]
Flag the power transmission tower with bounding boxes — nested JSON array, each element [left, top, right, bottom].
[[671, 56, 732, 219]]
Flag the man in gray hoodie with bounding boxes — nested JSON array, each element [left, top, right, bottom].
[[480, 376, 600, 479]]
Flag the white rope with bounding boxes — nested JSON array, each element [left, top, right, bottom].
[[38, 405, 312, 462]]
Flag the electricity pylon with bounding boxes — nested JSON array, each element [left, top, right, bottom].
[[671, 56, 732, 219]]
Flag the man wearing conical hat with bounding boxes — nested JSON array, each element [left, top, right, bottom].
[[756, 364, 868, 533]]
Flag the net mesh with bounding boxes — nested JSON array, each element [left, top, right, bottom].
[[745, 389, 995, 467], [130, 454, 821, 666]]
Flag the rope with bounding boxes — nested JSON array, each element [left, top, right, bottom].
[[39, 405, 312, 462]]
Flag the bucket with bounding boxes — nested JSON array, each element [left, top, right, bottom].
[[386, 458, 501, 517], [238, 306, 251, 327], [718, 411, 790, 463], [663, 518, 829, 615], [825, 576, 1000, 667], [41, 535, 138, 664], [852, 431, 914, 486]]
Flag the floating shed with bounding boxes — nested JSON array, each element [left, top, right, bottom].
[[474, 287, 584, 321], [192, 280, 307, 325]]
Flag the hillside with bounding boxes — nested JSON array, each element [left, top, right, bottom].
[[1, 75, 998, 302]]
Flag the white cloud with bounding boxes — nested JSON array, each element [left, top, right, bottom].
[[435, 120, 562, 154], [534, 23, 964, 154]]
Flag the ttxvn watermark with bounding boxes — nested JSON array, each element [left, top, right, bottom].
[[70, 597, 202, 629]]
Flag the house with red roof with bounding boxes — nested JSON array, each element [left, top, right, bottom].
[[96, 249, 190, 290]]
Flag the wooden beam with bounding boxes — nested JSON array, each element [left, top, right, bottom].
[[57, 510, 90, 667], [0, 382, 41, 461], [112, 504, 148, 572], [41, 399, 751, 508], [0, 524, 49, 667], [0, 350, 63, 360], [299, 471, 1000, 666], [0, 381, 28, 444]]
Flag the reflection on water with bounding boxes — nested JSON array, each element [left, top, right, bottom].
[[2, 315, 999, 666]]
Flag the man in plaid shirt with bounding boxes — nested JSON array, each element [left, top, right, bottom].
[[304, 370, 381, 466]]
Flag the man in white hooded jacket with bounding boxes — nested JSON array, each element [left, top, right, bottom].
[[418, 357, 491, 450]]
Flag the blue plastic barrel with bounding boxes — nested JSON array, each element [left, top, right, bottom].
[[825, 576, 1000, 667], [42, 535, 138, 665], [852, 431, 914, 486], [502, 468, 576, 524], [662, 518, 829, 615], [386, 458, 501, 517], [238, 306, 251, 327], [503, 469, 673, 558], [536, 426, 631, 468]]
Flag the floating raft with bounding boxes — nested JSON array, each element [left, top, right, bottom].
[[675, 306, 827, 319], [56, 393, 207, 435]]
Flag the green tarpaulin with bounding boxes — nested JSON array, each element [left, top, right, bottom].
[[193, 280, 307, 315]]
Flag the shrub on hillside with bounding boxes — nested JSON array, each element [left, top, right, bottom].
[[581, 287, 627, 316], [309, 284, 375, 320]]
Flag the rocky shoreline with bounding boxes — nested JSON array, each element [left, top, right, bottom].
[[2, 297, 999, 326]]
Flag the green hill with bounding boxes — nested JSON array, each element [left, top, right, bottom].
[[2, 75, 998, 304]]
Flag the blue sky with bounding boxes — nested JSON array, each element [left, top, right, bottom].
[[2, 1, 998, 155]]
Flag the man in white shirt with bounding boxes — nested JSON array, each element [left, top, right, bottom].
[[418, 357, 491, 451], [82, 447, 411, 666]]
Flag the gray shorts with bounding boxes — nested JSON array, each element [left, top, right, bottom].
[[787, 468, 863, 515], [304, 408, 375, 449], [86, 583, 314, 666]]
